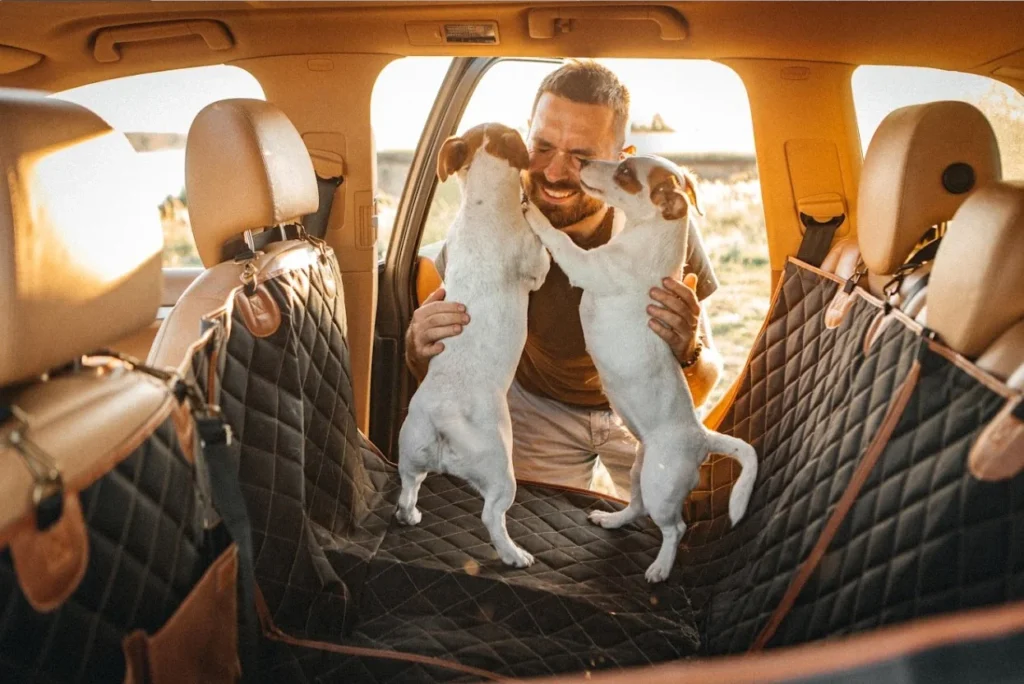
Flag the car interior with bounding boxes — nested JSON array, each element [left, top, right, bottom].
[[1, 2, 1023, 683]]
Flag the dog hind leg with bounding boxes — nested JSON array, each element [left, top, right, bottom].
[[590, 442, 647, 529], [642, 455, 699, 583], [396, 411, 433, 526], [481, 476, 534, 568]]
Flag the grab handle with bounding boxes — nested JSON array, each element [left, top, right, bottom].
[[93, 20, 234, 63]]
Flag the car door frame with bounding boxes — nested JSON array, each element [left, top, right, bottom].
[[370, 55, 561, 457]]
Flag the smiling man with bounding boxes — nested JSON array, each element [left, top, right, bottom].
[[405, 59, 723, 499]]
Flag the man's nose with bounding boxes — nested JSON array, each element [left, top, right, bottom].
[[545, 152, 574, 182]]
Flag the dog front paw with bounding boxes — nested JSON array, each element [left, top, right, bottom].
[[499, 544, 535, 568], [395, 506, 422, 526], [644, 560, 672, 583]]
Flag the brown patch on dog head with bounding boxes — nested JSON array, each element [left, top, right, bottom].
[[484, 124, 530, 171], [648, 165, 704, 220], [612, 158, 643, 194]]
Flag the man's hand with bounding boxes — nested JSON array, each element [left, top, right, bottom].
[[405, 287, 470, 382], [647, 273, 701, 365]]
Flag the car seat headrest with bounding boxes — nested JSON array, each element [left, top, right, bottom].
[[0, 89, 162, 386], [185, 98, 319, 268], [858, 101, 1001, 276], [928, 181, 1024, 358]]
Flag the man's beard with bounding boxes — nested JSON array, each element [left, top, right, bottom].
[[524, 171, 605, 229]]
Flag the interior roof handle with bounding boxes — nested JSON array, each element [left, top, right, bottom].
[[93, 20, 234, 63]]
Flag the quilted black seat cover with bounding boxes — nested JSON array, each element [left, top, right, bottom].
[[0, 417, 223, 683], [677, 261, 1024, 655], [204, 250, 700, 681]]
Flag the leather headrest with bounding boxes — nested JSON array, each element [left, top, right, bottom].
[[0, 89, 162, 386], [858, 101, 1001, 275], [929, 181, 1024, 358], [185, 99, 318, 267]]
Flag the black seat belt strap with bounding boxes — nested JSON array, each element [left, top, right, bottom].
[[796, 212, 846, 267]]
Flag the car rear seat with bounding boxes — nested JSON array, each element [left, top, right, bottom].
[[0, 90, 251, 683], [668, 113, 1021, 655], [821, 100, 1001, 319], [163, 99, 714, 681]]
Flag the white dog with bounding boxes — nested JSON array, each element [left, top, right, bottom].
[[396, 123, 550, 568], [523, 155, 757, 582]]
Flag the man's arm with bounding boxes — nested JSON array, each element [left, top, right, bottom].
[[647, 273, 722, 408], [682, 309, 722, 407]]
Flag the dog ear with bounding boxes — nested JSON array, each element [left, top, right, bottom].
[[437, 136, 469, 182], [490, 129, 530, 171], [681, 170, 705, 216], [651, 182, 689, 221]]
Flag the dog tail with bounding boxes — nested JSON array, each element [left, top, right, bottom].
[[706, 431, 759, 526]]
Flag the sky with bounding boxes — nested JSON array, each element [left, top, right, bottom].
[[51, 58, 1020, 206]]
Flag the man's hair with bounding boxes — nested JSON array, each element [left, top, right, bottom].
[[531, 59, 630, 146]]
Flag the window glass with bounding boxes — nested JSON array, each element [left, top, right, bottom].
[[853, 65, 1024, 179], [371, 56, 454, 261], [53, 65, 266, 267], [419, 58, 767, 411]]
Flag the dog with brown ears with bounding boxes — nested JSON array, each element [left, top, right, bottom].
[[396, 123, 550, 568], [523, 154, 758, 582]]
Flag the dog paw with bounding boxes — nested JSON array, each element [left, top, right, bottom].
[[645, 561, 672, 584], [588, 510, 619, 528], [500, 545, 535, 568], [395, 507, 422, 526]]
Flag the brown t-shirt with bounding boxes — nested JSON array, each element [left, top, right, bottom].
[[434, 206, 718, 409]]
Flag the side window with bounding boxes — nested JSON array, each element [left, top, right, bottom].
[[371, 57, 454, 261], [852, 66, 1024, 179], [52, 65, 266, 268], [423, 58, 766, 411]]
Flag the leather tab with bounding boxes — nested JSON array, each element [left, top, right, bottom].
[[233, 284, 281, 338], [969, 396, 1024, 481], [10, 494, 89, 612], [825, 289, 855, 329], [122, 545, 241, 684]]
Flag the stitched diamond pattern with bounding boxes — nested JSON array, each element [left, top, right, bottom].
[[772, 350, 1024, 646], [263, 639, 481, 683], [204, 249, 701, 679], [0, 418, 212, 683]]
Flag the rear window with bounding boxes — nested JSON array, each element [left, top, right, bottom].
[[852, 66, 1024, 179], [53, 65, 266, 267]]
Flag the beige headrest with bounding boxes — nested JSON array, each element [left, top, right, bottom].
[[858, 101, 1001, 275], [929, 181, 1024, 358], [185, 99, 318, 267], [0, 89, 162, 386]]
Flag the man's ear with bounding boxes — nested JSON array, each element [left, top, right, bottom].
[[620, 144, 636, 159], [681, 170, 705, 216], [651, 183, 688, 221], [437, 136, 468, 182]]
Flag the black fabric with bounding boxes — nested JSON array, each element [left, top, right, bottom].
[[769, 345, 1023, 647], [220, 224, 305, 263], [0, 418, 224, 683], [303, 175, 344, 239], [195, 248, 701, 681], [795, 213, 845, 267]]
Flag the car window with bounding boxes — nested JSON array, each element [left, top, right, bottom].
[[371, 56, 454, 262], [852, 65, 1024, 179], [52, 65, 266, 268], [418, 57, 767, 412]]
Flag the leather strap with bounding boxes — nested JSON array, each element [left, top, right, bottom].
[[220, 223, 305, 263]]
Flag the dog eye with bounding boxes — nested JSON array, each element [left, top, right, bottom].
[[616, 165, 632, 177]]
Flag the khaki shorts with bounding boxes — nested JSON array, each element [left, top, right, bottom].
[[508, 379, 638, 500]]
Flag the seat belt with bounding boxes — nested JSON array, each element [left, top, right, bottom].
[[795, 211, 846, 267], [303, 174, 344, 239]]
